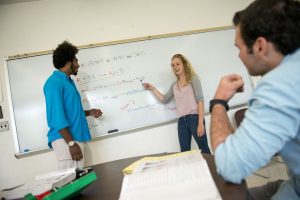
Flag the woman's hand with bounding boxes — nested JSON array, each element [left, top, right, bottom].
[[197, 123, 205, 137], [143, 83, 155, 91]]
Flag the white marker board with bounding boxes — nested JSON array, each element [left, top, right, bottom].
[[5, 27, 253, 153]]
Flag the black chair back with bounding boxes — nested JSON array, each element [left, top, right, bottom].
[[234, 108, 247, 127]]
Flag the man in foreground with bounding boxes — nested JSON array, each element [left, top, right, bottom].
[[210, 0, 300, 199]]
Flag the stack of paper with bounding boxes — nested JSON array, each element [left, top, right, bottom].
[[122, 151, 195, 175], [119, 150, 222, 200], [1, 168, 76, 199]]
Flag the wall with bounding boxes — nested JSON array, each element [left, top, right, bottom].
[[0, 0, 254, 189]]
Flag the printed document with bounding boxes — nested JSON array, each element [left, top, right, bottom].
[[119, 150, 222, 200]]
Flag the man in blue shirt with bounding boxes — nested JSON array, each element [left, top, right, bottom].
[[209, 0, 300, 199], [44, 41, 102, 169]]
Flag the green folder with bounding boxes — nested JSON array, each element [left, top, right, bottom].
[[25, 171, 97, 200]]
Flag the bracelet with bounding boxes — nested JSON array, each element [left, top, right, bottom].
[[209, 99, 229, 113]]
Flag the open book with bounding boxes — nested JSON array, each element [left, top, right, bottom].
[[1, 168, 76, 199], [119, 150, 222, 200]]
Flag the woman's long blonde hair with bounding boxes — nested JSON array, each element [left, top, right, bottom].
[[171, 54, 196, 83]]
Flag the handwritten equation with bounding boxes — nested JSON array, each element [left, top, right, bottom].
[[72, 48, 177, 134], [80, 75, 145, 94], [79, 50, 146, 68], [76, 68, 127, 85]]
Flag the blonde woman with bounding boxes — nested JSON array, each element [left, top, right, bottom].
[[143, 54, 211, 153]]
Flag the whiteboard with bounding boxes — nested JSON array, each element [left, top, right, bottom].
[[5, 27, 253, 153]]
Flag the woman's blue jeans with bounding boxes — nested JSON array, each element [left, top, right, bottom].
[[178, 114, 211, 154]]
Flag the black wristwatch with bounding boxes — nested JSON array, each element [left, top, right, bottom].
[[209, 99, 229, 113]]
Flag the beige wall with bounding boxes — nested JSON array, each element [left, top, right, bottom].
[[0, 0, 254, 189]]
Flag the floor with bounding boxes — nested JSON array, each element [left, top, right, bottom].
[[245, 156, 289, 188]]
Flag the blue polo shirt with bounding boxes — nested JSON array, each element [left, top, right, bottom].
[[43, 70, 91, 148]]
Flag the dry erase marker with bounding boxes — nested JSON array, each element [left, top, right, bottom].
[[140, 79, 144, 86], [77, 169, 89, 177], [108, 129, 118, 133]]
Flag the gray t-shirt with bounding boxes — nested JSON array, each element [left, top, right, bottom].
[[160, 75, 204, 117], [161, 75, 204, 104]]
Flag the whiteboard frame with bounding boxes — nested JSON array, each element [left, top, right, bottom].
[[3, 59, 20, 153], [8, 26, 234, 60], [0, 75, 3, 102], [4, 25, 254, 158]]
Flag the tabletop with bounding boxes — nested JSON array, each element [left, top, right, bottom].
[[73, 153, 247, 200]]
